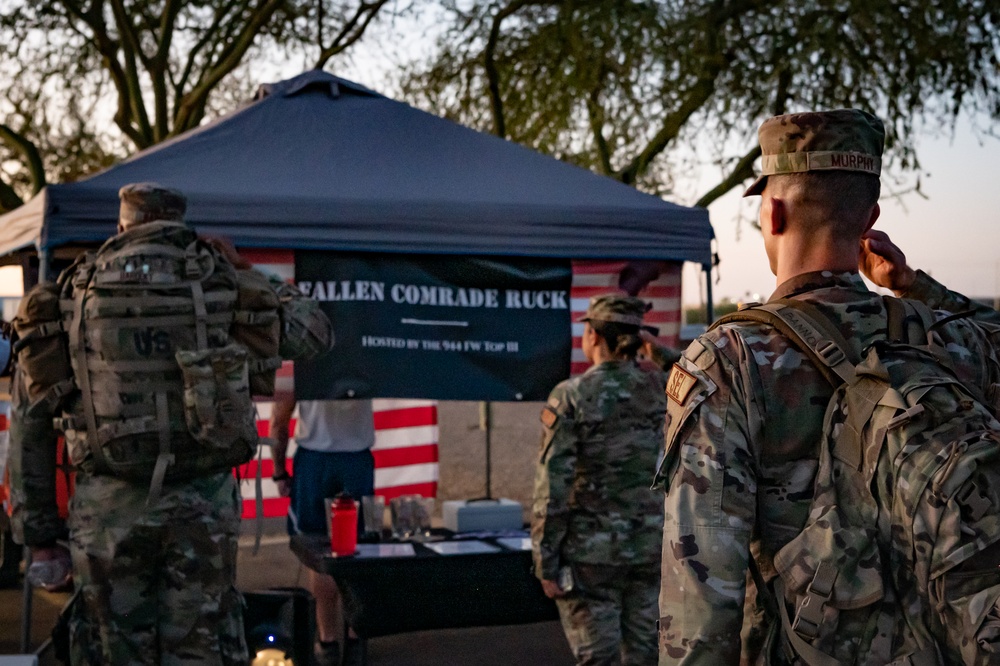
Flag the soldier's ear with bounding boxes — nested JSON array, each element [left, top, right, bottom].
[[762, 195, 787, 236], [864, 203, 880, 233]]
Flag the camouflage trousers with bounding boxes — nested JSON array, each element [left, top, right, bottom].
[[67, 471, 248, 665], [555, 561, 660, 665]]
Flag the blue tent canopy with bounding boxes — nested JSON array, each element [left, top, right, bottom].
[[0, 70, 713, 265]]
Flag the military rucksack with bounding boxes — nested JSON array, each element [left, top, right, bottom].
[[715, 297, 1000, 666], [14, 221, 269, 499], [12, 282, 74, 412]]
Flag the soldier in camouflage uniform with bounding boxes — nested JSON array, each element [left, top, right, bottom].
[[9, 183, 270, 665], [655, 110, 1000, 664], [533, 294, 678, 665]]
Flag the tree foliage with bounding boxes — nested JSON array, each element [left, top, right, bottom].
[[403, 0, 1000, 206], [0, 0, 397, 213]]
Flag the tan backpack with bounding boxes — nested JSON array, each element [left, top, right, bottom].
[[12, 282, 74, 412], [20, 222, 264, 498], [716, 298, 1000, 665]]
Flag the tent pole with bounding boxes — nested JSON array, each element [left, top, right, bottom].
[[37, 248, 51, 284], [20, 549, 32, 652], [704, 263, 714, 324], [479, 401, 492, 500]]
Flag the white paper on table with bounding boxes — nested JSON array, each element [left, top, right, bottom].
[[424, 540, 501, 556], [495, 537, 532, 552], [354, 543, 416, 558]]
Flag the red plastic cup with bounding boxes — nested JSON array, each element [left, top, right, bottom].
[[330, 493, 358, 556]]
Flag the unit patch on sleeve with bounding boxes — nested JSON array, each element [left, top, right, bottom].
[[540, 406, 558, 428], [665, 365, 699, 406]]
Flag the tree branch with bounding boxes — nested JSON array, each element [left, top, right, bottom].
[[694, 67, 791, 208], [149, 0, 183, 141], [314, 0, 391, 69], [57, 0, 148, 148], [585, 70, 614, 176], [0, 178, 24, 215], [0, 123, 46, 196], [694, 146, 761, 208], [483, 0, 556, 137], [174, 0, 242, 113], [616, 73, 718, 185], [174, 0, 285, 134], [484, 2, 516, 137], [109, 0, 154, 146], [615, 0, 779, 186]]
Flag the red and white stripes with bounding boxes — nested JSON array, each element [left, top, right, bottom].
[[570, 261, 682, 375]]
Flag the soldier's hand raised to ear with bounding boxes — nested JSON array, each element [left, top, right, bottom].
[[860, 230, 916, 294]]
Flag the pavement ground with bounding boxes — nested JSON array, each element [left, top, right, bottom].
[[0, 519, 574, 665]]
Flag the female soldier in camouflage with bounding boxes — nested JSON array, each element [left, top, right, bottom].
[[531, 294, 677, 665]]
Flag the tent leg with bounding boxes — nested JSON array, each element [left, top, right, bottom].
[[479, 401, 492, 500], [704, 263, 714, 325], [21, 548, 32, 652], [37, 248, 51, 284], [468, 401, 494, 502]]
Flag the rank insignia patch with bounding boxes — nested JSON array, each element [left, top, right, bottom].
[[540, 406, 557, 427], [666, 365, 698, 405]]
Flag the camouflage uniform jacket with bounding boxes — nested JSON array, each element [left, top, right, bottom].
[[532, 359, 667, 580], [657, 270, 1000, 664], [8, 365, 64, 545]]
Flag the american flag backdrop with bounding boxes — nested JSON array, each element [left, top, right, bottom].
[[570, 260, 682, 375], [237, 253, 682, 518], [237, 250, 441, 519]]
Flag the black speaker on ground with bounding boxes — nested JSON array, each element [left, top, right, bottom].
[[243, 587, 316, 666], [0, 526, 23, 589]]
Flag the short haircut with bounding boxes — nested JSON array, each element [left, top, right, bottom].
[[767, 171, 881, 240]]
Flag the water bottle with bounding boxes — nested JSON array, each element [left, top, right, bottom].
[[27, 556, 71, 588], [329, 492, 359, 557]]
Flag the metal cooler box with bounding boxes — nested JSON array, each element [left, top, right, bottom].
[[442, 499, 524, 532]]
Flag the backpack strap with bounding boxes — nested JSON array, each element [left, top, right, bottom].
[[773, 573, 843, 666], [884, 296, 909, 344], [67, 260, 112, 474], [715, 301, 887, 472], [712, 300, 858, 386], [886, 648, 942, 666], [885, 296, 935, 346], [146, 392, 175, 507], [150, 241, 213, 504], [12, 320, 64, 354]]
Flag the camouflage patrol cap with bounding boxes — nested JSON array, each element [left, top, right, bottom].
[[119, 182, 187, 229], [744, 109, 885, 196], [576, 294, 652, 328]]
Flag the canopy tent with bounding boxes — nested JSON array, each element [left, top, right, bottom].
[[0, 70, 713, 270], [0, 71, 719, 524]]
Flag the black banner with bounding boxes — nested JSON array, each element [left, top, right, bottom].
[[294, 252, 573, 401]]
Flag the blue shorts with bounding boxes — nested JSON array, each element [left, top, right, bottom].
[[287, 447, 375, 536]]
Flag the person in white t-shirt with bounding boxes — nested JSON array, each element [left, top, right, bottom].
[[271, 397, 375, 666]]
